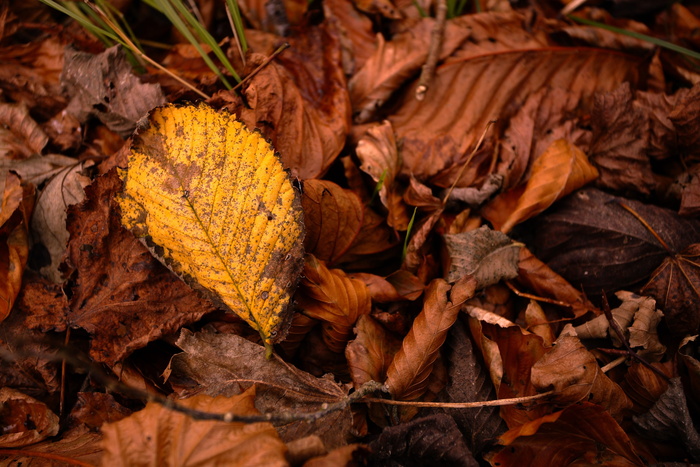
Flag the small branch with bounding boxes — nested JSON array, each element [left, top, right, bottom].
[[505, 280, 573, 309], [415, 0, 447, 101], [362, 390, 555, 408], [231, 43, 289, 93], [601, 293, 669, 381], [615, 201, 672, 253]]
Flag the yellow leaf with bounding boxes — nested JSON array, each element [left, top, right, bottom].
[[118, 104, 304, 353]]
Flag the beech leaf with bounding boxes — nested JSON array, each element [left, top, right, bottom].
[[100, 387, 288, 466], [118, 103, 305, 351], [0, 388, 59, 448]]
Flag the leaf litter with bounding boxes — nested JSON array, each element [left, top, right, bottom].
[[2, 1, 700, 465]]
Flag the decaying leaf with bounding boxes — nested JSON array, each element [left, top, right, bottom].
[[0, 102, 48, 159], [443, 225, 522, 288], [0, 426, 103, 466], [301, 179, 363, 265], [385, 277, 476, 400], [483, 139, 599, 233], [493, 403, 644, 466], [118, 103, 304, 351], [62, 46, 166, 137], [346, 314, 401, 389], [0, 387, 59, 448], [296, 254, 372, 353], [61, 170, 215, 364], [530, 332, 633, 420], [100, 387, 288, 466], [167, 329, 352, 448]]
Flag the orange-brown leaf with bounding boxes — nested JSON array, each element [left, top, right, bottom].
[[0, 388, 59, 448], [301, 179, 364, 265], [349, 270, 424, 302], [346, 314, 402, 389], [531, 333, 633, 420], [385, 277, 476, 400], [100, 387, 287, 466], [484, 139, 599, 233], [296, 254, 372, 353]]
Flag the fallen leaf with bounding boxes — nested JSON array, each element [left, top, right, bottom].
[[0, 426, 102, 466], [65, 170, 215, 364], [483, 139, 599, 233], [118, 103, 304, 350], [100, 387, 288, 466], [323, 0, 377, 73], [62, 46, 166, 137], [295, 254, 372, 353], [349, 270, 424, 302], [167, 329, 352, 448], [0, 388, 59, 448], [0, 102, 48, 159], [621, 362, 670, 414], [0, 154, 83, 187], [304, 444, 370, 467], [439, 318, 507, 454], [493, 403, 644, 466], [642, 243, 700, 337], [368, 414, 479, 467], [443, 225, 522, 287], [356, 120, 409, 230], [345, 314, 402, 389], [301, 179, 363, 265], [0, 172, 33, 322], [385, 277, 476, 400], [67, 392, 132, 430], [632, 377, 700, 461], [30, 161, 92, 283], [530, 333, 633, 420], [333, 205, 400, 269], [533, 188, 700, 297], [679, 335, 700, 405]]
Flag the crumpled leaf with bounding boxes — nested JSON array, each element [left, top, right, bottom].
[[439, 319, 507, 454], [332, 205, 400, 269], [349, 270, 424, 302], [0, 172, 34, 322], [100, 387, 288, 466], [385, 277, 476, 400], [167, 329, 352, 448], [530, 332, 633, 420], [223, 25, 350, 179], [64, 170, 215, 364], [301, 179, 363, 265], [356, 120, 409, 230], [632, 377, 700, 461], [0, 388, 59, 448], [493, 403, 644, 466], [533, 188, 700, 297], [483, 139, 599, 233], [296, 254, 371, 353], [621, 362, 671, 414], [304, 444, 371, 467], [642, 243, 700, 337], [345, 314, 401, 389], [369, 414, 479, 467], [0, 102, 48, 159], [30, 161, 91, 283], [443, 225, 522, 288], [62, 46, 165, 137], [118, 103, 304, 350], [0, 426, 103, 466], [0, 153, 82, 187], [323, 0, 376, 73], [573, 291, 665, 360]]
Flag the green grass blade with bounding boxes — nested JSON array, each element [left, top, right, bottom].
[[412, 0, 428, 18], [224, 0, 248, 53], [568, 15, 700, 60], [402, 207, 418, 262], [38, 0, 122, 45]]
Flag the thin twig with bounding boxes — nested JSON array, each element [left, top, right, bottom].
[[560, 0, 588, 16], [363, 390, 555, 408], [415, 0, 447, 101], [231, 43, 289, 92], [601, 293, 669, 381], [615, 201, 672, 253], [224, 1, 246, 67], [505, 280, 573, 308]]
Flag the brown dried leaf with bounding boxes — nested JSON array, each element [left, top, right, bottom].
[[67, 392, 132, 430], [632, 378, 700, 461], [62, 46, 166, 137], [385, 277, 476, 400], [323, 0, 376, 72], [168, 329, 351, 448], [63, 170, 215, 364], [301, 180, 364, 265], [443, 225, 521, 288], [621, 362, 671, 414], [0, 388, 59, 448], [493, 403, 644, 466], [346, 314, 402, 389], [642, 243, 700, 337], [304, 444, 370, 467], [369, 414, 479, 467], [349, 270, 423, 302], [356, 120, 409, 230], [333, 205, 400, 269], [0, 102, 48, 159], [101, 387, 288, 466], [531, 334, 633, 420], [0, 426, 103, 466], [533, 188, 700, 298], [0, 172, 33, 323], [230, 25, 350, 179], [296, 254, 372, 353], [484, 139, 599, 233], [517, 247, 599, 319]]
